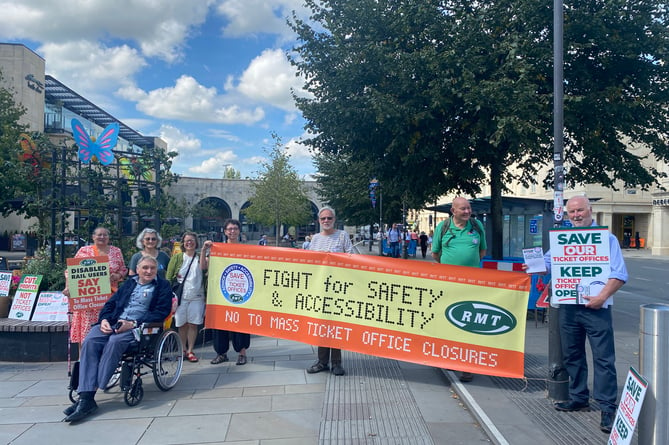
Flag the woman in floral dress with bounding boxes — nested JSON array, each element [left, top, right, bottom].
[[63, 227, 127, 345]]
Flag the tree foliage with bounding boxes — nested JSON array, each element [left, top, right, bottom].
[[0, 73, 30, 216], [243, 134, 312, 245], [290, 0, 669, 258]]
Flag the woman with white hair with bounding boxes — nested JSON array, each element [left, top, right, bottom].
[[128, 228, 171, 279]]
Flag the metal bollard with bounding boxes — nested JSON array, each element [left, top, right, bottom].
[[639, 303, 669, 445]]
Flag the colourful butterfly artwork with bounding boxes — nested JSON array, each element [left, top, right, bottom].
[[18, 133, 50, 176], [71, 118, 119, 165], [119, 156, 154, 182]]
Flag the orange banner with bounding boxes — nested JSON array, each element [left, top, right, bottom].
[[206, 244, 531, 378]]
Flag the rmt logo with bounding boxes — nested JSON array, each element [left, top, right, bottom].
[[445, 302, 517, 335]]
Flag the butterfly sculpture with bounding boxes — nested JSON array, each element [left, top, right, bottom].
[[119, 156, 154, 182], [71, 118, 119, 165]]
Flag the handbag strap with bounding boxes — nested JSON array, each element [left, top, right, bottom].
[[181, 254, 196, 282]]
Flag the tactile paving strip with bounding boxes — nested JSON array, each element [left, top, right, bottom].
[[319, 351, 433, 444]]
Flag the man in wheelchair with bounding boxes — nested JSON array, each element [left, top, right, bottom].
[[64, 256, 173, 423]]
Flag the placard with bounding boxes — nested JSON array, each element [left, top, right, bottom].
[[0, 271, 11, 297], [608, 367, 647, 445], [66, 256, 111, 312], [9, 275, 42, 319], [549, 226, 611, 306], [31, 291, 69, 321]]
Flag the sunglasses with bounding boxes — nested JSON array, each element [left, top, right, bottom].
[[320, 217, 333, 221], [144, 237, 157, 241]]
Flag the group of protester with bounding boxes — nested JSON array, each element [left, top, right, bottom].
[[61, 221, 251, 422], [60, 195, 627, 435]]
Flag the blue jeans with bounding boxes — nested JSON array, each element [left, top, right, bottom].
[[390, 242, 400, 258], [559, 304, 618, 412], [78, 325, 135, 393]]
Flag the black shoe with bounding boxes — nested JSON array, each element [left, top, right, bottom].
[[306, 362, 329, 374], [64, 398, 98, 422], [554, 400, 590, 412], [600, 411, 614, 433], [331, 364, 345, 376], [63, 400, 79, 416], [210, 354, 228, 364]]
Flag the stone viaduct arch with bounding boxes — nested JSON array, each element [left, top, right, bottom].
[[166, 177, 324, 241]]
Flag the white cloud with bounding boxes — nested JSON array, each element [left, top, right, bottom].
[[285, 135, 312, 160], [190, 150, 238, 174], [215, 0, 307, 38], [40, 41, 147, 96], [0, 0, 214, 63], [235, 48, 309, 111], [159, 124, 202, 155], [119, 75, 266, 124]]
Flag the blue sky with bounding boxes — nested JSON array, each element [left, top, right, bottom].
[[0, 0, 316, 179]]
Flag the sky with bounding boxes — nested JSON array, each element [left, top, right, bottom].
[[0, 0, 317, 179]]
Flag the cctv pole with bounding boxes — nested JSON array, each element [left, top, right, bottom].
[[548, 0, 569, 401]]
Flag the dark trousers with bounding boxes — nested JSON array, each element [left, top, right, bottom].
[[212, 329, 251, 354], [78, 325, 135, 393], [317, 347, 342, 365], [559, 304, 618, 412], [390, 241, 400, 258]]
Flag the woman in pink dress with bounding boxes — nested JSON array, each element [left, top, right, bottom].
[[63, 227, 127, 344]]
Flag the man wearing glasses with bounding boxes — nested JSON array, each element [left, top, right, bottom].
[[305, 207, 354, 376]]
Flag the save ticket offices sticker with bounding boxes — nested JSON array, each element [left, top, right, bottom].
[[549, 226, 611, 306]]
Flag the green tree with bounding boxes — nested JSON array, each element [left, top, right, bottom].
[[0, 72, 30, 216], [243, 134, 312, 246], [290, 0, 669, 258], [313, 151, 403, 226], [223, 166, 241, 179]]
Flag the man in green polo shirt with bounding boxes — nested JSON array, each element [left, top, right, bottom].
[[431, 196, 487, 382]]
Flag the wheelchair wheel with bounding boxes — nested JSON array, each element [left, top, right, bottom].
[[103, 365, 122, 391], [124, 378, 143, 406], [68, 388, 79, 404], [153, 329, 183, 391]]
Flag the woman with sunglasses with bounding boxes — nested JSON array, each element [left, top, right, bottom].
[[128, 228, 170, 279], [167, 232, 205, 362], [203, 219, 251, 365], [305, 206, 353, 376]]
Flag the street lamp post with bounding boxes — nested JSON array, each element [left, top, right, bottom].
[[548, 0, 570, 402]]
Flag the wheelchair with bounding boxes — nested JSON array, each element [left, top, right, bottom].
[[68, 322, 184, 406]]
